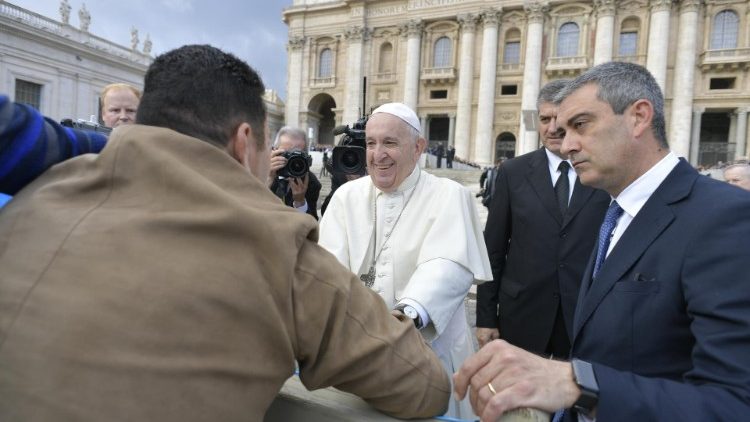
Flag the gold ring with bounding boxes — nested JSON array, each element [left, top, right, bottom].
[[487, 381, 498, 395]]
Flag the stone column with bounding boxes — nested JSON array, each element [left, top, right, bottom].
[[735, 107, 749, 160], [454, 13, 478, 160], [519, 1, 547, 154], [343, 26, 366, 125], [473, 9, 502, 165], [420, 116, 428, 136], [669, 0, 701, 158], [448, 113, 456, 147], [593, 0, 616, 65], [285, 36, 306, 128], [689, 107, 704, 164], [646, 0, 673, 91], [402, 20, 424, 111]]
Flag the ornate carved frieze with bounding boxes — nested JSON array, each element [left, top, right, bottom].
[[457, 13, 479, 32], [288, 35, 306, 51], [524, 1, 549, 24], [482, 8, 503, 26], [679, 0, 702, 13], [344, 25, 369, 41], [399, 19, 424, 38], [595, 0, 618, 16], [649, 0, 674, 12]]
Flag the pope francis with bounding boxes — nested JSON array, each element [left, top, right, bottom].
[[319, 102, 492, 419]]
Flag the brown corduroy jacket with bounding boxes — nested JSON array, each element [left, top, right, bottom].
[[0, 125, 450, 421]]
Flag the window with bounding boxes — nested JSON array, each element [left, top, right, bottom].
[[318, 48, 333, 78], [710, 10, 739, 50], [503, 28, 522, 64], [710, 77, 735, 90], [378, 42, 393, 73], [557, 22, 579, 57], [501, 85, 518, 96], [504, 42, 521, 64], [433, 36, 452, 68], [430, 90, 448, 99], [619, 32, 637, 56], [15, 79, 42, 110]]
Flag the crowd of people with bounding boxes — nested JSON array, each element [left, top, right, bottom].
[[1, 46, 749, 422]]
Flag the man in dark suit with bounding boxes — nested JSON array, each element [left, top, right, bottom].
[[476, 80, 609, 357], [455, 62, 750, 421], [268, 126, 321, 220]]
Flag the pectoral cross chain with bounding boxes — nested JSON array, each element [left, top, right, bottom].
[[359, 266, 375, 288]]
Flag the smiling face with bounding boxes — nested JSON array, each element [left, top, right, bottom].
[[538, 101, 565, 158], [365, 113, 425, 192], [558, 83, 639, 197]]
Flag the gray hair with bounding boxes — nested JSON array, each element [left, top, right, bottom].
[[537, 79, 570, 109], [553, 62, 668, 149], [724, 162, 750, 177], [273, 126, 307, 149]]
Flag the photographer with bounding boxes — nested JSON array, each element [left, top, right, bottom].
[[268, 126, 321, 220]]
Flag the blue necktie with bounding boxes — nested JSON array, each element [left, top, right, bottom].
[[593, 201, 624, 278]]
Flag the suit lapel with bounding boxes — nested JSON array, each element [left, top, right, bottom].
[[562, 179, 595, 229], [572, 160, 696, 340], [526, 149, 562, 225]]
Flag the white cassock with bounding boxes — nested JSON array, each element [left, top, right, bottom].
[[319, 166, 492, 419]]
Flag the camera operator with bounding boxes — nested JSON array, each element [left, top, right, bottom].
[[268, 126, 321, 220]]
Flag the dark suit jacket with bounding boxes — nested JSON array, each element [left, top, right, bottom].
[[477, 148, 609, 355], [571, 160, 750, 420], [270, 172, 321, 220]]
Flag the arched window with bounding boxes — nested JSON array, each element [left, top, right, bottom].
[[557, 22, 579, 57], [433, 36, 452, 68], [618, 17, 639, 56], [710, 10, 739, 49], [318, 48, 333, 78], [503, 28, 521, 64], [379, 42, 393, 73]]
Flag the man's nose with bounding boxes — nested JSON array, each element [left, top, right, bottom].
[[560, 132, 577, 156]]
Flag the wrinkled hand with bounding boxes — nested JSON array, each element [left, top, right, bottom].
[[476, 327, 500, 348], [290, 174, 309, 206], [453, 340, 580, 422], [268, 148, 287, 187]]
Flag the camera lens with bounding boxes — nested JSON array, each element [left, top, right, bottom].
[[287, 156, 308, 178], [341, 150, 361, 172]]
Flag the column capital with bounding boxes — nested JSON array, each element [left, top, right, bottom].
[[524, 1, 548, 24], [288, 35, 306, 51], [399, 19, 424, 38], [594, 0, 617, 16], [457, 13, 479, 32], [481, 8, 503, 26], [734, 107, 750, 115], [344, 25, 369, 41], [693, 106, 706, 114], [678, 0, 702, 14], [649, 0, 673, 13]]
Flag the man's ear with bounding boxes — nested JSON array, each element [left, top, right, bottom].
[[630, 99, 654, 140], [416, 136, 427, 155], [229, 122, 253, 166]]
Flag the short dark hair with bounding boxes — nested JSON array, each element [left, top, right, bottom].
[[554, 61, 668, 148], [136, 45, 267, 148]]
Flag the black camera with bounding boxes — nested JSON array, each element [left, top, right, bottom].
[[60, 118, 112, 135], [331, 116, 368, 176], [278, 150, 313, 179]]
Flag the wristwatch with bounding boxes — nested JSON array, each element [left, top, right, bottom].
[[396, 304, 423, 329], [571, 359, 599, 417]]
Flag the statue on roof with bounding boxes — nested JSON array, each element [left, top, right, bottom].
[[78, 3, 91, 32], [59, 0, 71, 25]]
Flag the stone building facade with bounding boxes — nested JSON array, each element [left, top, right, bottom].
[[283, 0, 750, 166], [0, 2, 151, 124]]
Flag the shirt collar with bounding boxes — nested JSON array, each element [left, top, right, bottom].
[[544, 148, 570, 173], [376, 165, 421, 196], [614, 152, 680, 218]]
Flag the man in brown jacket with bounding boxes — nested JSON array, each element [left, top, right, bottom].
[[0, 45, 449, 421]]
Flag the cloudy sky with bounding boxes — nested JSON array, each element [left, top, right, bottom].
[[10, 0, 292, 99]]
